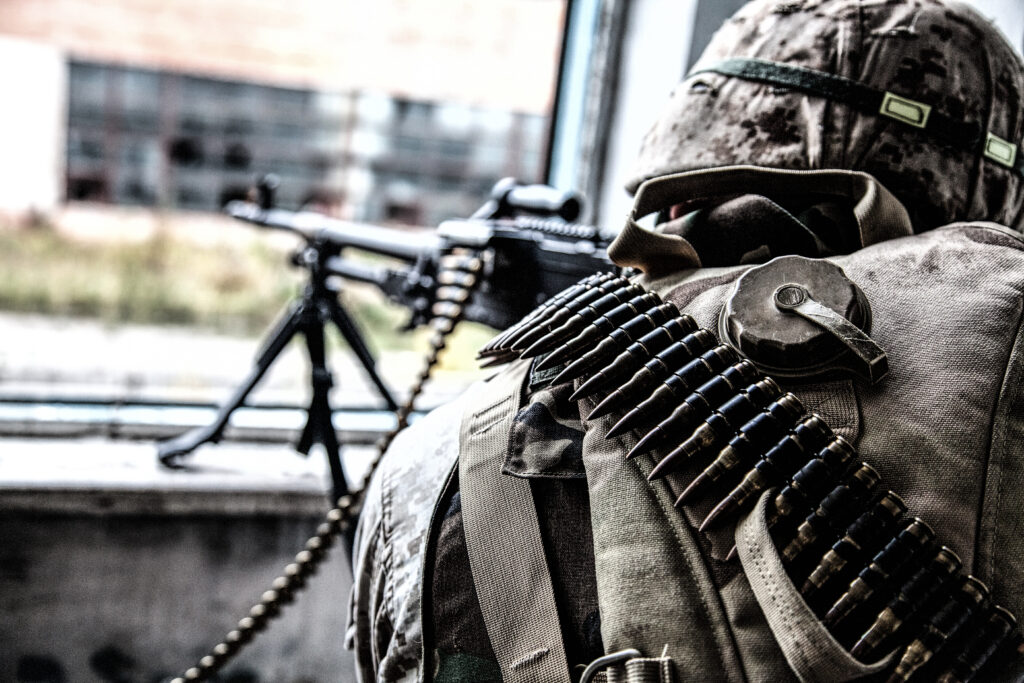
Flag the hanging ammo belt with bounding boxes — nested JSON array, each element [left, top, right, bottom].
[[171, 248, 488, 683], [480, 264, 1023, 683]]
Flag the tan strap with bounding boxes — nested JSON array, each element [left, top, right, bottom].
[[458, 362, 573, 683], [579, 398, 747, 681], [735, 490, 896, 682], [610, 165, 914, 277]]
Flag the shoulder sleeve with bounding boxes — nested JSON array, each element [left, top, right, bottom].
[[346, 391, 469, 682]]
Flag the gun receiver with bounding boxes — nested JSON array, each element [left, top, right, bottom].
[[227, 177, 614, 331]]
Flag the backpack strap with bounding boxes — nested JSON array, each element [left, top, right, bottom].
[[458, 361, 573, 683], [735, 490, 896, 682]]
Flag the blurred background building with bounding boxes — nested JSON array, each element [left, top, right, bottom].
[[0, 0, 564, 227]]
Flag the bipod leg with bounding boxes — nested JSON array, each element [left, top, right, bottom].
[[327, 297, 399, 412], [158, 301, 304, 467], [296, 304, 349, 502]]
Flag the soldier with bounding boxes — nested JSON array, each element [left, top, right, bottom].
[[348, 1, 1024, 682]]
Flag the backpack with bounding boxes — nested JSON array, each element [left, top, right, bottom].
[[350, 166, 1024, 682]]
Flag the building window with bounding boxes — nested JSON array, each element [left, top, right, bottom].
[[66, 60, 551, 225]]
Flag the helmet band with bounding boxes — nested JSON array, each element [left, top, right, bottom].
[[690, 58, 1022, 176]]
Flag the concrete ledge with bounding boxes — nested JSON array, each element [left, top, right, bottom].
[[0, 436, 362, 681], [0, 437, 374, 516]]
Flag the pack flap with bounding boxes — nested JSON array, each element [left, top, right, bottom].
[[610, 166, 914, 277]]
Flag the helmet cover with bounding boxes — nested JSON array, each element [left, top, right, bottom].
[[629, 0, 1024, 232]]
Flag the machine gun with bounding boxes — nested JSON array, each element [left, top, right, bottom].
[[157, 176, 612, 499], [227, 175, 609, 330]]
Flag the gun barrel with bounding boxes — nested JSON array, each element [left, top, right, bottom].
[[226, 200, 442, 262]]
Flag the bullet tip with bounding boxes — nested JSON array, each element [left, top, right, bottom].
[[479, 355, 514, 369], [699, 502, 730, 532], [590, 394, 621, 421], [675, 475, 707, 505], [570, 386, 591, 403], [647, 451, 681, 480], [604, 417, 632, 439]]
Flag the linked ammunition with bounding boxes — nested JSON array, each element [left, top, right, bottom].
[[439, 252, 484, 274], [589, 337, 728, 421], [519, 284, 646, 357], [934, 605, 1017, 682], [886, 576, 990, 682], [481, 271, 612, 355], [570, 318, 704, 402], [779, 463, 881, 575], [552, 303, 681, 384], [606, 359, 713, 434], [801, 492, 907, 615], [436, 285, 471, 304], [510, 276, 632, 352], [437, 269, 478, 289], [768, 436, 856, 532], [432, 316, 456, 334], [646, 378, 780, 477], [431, 301, 463, 320], [823, 518, 936, 637], [679, 393, 805, 507], [612, 359, 758, 443], [534, 292, 662, 370], [697, 404, 841, 529], [850, 546, 963, 661]]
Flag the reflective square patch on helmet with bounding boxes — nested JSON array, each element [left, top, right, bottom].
[[879, 92, 932, 129], [984, 132, 1018, 168]]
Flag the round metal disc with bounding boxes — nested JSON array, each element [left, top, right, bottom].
[[719, 255, 871, 379]]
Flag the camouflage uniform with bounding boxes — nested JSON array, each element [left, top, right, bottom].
[[346, 372, 602, 682], [349, 1, 1024, 681]]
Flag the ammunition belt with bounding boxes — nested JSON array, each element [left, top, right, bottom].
[[479, 271, 1022, 683]]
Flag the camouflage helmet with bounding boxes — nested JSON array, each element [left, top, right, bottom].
[[628, 0, 1024, 232]]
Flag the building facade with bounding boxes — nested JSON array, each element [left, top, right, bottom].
[[0, 0, 565, 226]]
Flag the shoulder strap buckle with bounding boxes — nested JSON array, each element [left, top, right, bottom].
[[580, 649, 644, 683]]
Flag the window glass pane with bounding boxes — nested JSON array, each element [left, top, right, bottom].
[[1, 0, 567, 419]]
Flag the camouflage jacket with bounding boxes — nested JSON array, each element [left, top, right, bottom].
[[347, 374, 603, 683]]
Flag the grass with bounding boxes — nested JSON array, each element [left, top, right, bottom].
[[0, 221, 494, 372], [0, 225, 299, 332]]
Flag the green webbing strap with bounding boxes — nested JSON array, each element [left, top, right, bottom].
[[691, 57, 1024, 178], [458, 363, 573, 683]]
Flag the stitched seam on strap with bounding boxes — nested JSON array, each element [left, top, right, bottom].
[[511, 648, 550, 669], [473, 396, 514, 435], [643, 456, 742, 681], [746, 514, 813, 677]]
